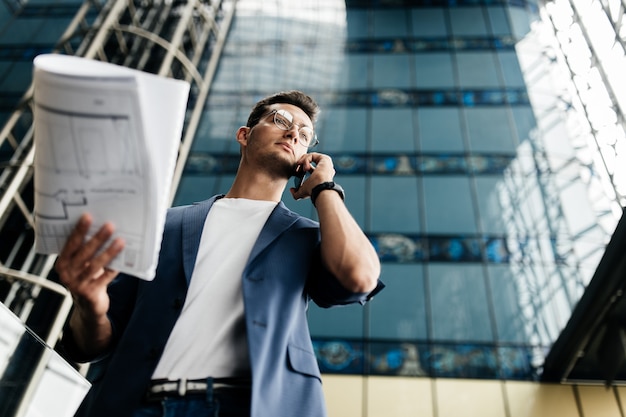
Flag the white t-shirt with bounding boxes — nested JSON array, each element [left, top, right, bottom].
[[152, 198, 277, 380]]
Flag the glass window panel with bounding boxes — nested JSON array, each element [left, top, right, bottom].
[[497, 51, 525, 88], [0, 62, 32, 93], [487, 7, 511, 36], [456, 52, 500, 88], [192, 109, 240, 152], [373, 10, 409, 38], [308, 303, 364, 338], [418, 108, 465, 152], [318, 109, 366, 151], [346, 10, 369, 39], [511, 106, 537, 144], [318, 108, 368, 152], [369, 264, 428, 340], [415, 53, 455, 88], [212, 56, 247, 92], [173, 175, 233, 206], [334, 176, 367, 228], [429, 264, 493, 342], [508, 8, 532, 39], [32, 19, 69, 43], [475, 176, 508, 234], [411, 9, 447, 37], [282, 175, 365, 227], [487, 265, 529, 343], [338, 54, 370, 90], [448, 8, 488, 37], [423, 176, 477, 234], [370, 177, 421, 233], [371, 108, 416, 152], [465, 107, 516, 153], [372, 54, 412, 89], [281, 187, 316, 219]]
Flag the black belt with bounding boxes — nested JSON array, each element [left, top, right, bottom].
[[146, 377, 251, 401]]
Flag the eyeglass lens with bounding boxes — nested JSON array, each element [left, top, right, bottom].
[[273, 110, 317, 148]]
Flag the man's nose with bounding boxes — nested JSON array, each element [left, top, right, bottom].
[[285, 126, 300, 142]]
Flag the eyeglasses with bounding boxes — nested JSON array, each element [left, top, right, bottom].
[[264, 109, 319, 148]]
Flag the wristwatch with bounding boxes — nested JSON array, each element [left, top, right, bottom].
[[311, 181, 345, 207]]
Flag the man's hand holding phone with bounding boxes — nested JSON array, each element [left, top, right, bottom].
[[290, 152, 335, 200]]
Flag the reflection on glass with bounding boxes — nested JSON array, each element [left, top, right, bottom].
[[0, 303, 90, 417]]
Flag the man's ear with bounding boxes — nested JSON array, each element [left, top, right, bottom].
[[236, 126, 250, 147]]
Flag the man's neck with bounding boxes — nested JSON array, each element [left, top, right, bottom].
[[225, 167, 288, 202]]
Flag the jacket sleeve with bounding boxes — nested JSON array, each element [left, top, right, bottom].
[[305, 245, 384, 308]]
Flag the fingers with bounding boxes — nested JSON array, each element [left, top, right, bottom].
[[55, 214, 125, 289]]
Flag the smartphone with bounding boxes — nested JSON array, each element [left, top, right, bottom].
[[293, 166, 306, 191]]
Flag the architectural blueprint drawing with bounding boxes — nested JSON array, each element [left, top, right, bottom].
[[33, 54, 190, 280]]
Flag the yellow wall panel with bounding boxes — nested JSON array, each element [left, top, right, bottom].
[[577, 385, 621, 417], [616, 387, 626, 414], [506, 381, 578, 417], [366, 376, 434, 417], [435, 379, 506, 417], [323, 375, 363, 417]]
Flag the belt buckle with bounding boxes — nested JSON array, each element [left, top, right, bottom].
[[177, 378, 187, 397]]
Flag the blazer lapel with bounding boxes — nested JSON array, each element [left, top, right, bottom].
[[247, 202, 300, 264], [181, 196, 222, 285]]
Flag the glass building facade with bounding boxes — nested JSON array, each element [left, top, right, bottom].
[[1, 0, 626, 415], [174, 0, 621, 382]]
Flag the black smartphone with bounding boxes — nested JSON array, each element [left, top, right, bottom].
[[293, 166, 306, 191]]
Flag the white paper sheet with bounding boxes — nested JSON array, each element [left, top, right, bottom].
[[32, 54, 190, 280]]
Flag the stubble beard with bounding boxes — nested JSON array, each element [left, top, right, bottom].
[[256, 150, 298, 180]]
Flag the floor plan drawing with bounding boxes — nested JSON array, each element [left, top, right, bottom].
[[32, 54, 189, 280]]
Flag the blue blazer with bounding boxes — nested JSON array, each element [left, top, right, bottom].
[[65, 196, 383, 417]]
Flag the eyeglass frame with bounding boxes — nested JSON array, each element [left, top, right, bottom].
[[259, 109, 319, 148]]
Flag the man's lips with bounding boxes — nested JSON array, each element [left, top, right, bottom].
[[278, 142, 294, 155]]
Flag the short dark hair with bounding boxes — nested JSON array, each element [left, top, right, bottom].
[[246, 90, 320, 128]]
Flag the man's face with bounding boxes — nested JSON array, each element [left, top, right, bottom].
[[244, 103, 313, 177]]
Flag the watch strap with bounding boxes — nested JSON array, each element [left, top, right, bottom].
[[311, 181, 345, 207]]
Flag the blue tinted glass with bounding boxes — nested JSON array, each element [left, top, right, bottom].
[[369, 264, 428, 340], [308, 303, 364, 338], [373, 10, 409, 38], [465, 107, 517, 153], [487, 265, 530, 343], [338, 176, 367, 228], [418, 108, 465, 152], [339, 55, 370, 90], [346, 10, 369, 39], [498, 51, 525, 88], [456, 52, 500, 88], [192, 109, 239, 152], [509, 8, 533, 39], [173, 175, 224, 206], [449, 8, 488, 37], [415, 54, 455, 88], [487, 7, 511, 36], [0, 63, 32, 93], [371, 109, 416, 152], [411, 9, 447, 37], [475, 176, 508, 234], [511, 107, 537, 144], [429, 264, 494, 342], [372, 54, 412, 89], [318, 108, 368, 152], [370, 177, 420, 233], [423, 176, 477, 234]]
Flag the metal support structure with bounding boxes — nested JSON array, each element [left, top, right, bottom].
[[0, 1, 236, 414], [541, 0, 626, 208]]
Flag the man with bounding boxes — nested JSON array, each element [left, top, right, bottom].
[[56, 90, 383, 417]]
